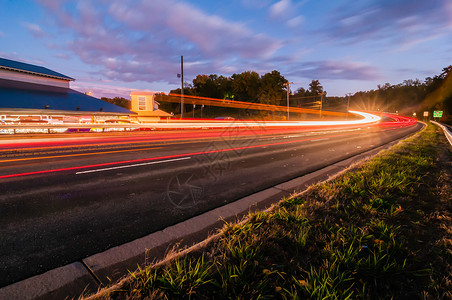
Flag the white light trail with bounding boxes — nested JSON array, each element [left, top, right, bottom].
[[144, 111, 381, 128]]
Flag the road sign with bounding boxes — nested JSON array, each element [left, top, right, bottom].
[[433, 111, 443, 118], [423, 111, 428, 117]]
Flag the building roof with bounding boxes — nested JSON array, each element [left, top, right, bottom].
[[136, 109, 172, 117], [130, 91, 155, 96], [0, 57, 74, 81], [0, 79, 134, 115]]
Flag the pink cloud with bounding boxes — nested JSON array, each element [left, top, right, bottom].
[[286, 60, 381, 81], [324, 0, 452, 48], [270, 0, 291, 19], [23, 22, 47, 38], [37, 0, 281, 87]]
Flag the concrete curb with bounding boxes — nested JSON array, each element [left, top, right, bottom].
[[431, 121, 452, 146], [0, 263, 97, 300], [0, 130, 418, 300]]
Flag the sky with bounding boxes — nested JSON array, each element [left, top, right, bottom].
[[1, 0, 451, 99]]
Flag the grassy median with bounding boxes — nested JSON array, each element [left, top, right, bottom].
[[88, 123, 451, 299]]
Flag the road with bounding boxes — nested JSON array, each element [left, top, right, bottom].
[[0, 119, 422, 287]]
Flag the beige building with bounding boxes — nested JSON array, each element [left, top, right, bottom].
[[130, 91, 172, 122]]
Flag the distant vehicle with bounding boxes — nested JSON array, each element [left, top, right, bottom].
[[215, 116, 235, 120], [17, 115, 49, 124], [0, 115, 20, 124], [105, 119, 132, 124], [117, 119, 133, 124], [105, 119, 139, 124], [42, 115, 63, 124], [0, 115, 64, 125], [48, 119, 64, 125], [79, 116, 92, 124]]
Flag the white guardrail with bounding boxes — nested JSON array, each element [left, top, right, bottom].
[[431, 121, 452, 146]]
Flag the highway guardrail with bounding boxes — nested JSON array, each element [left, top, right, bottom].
[[431, 120, 452, 146]]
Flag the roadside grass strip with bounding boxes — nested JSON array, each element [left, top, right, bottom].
[[88, 124, 451, 299]]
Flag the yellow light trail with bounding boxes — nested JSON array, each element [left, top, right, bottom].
[[163, 93, 348, 117]]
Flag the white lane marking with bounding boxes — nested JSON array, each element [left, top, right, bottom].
[[75, 157, 191, 175]]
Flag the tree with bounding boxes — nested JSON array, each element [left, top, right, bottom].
[[231, 71, 260, 102], [294, 87, 306, 97], [258, 70, 288, 106], [154, 92, 179, 114], [216, 75, 233, 99], [309, 80, 324, 95], [192, 74, 221, 98], [169, 86, 193, 96], [100, 97, 130, 109]]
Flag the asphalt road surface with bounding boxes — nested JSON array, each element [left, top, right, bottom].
[[0, 121, 422, 287]]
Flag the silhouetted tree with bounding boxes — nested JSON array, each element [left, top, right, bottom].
[[231, 71, 261, 102], [258, 70, 288, 106], [100, 97, 131, 109], [308, 80, 324, 96]]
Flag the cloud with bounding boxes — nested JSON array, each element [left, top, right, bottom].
[[71, 78, 174, 98], [286, 60, 381, 81], [55, 53, 70, 60], [22, 22, 47, 38], [287, 16, 304, 28], [322, 0, 452, 48], [268, 0, 306, 30], [37, 0, 282, 86], [71, 80, 139, 98], [0, 31, 5, 38], [241, 0, 272, 9], [270, 0, 291, 19]]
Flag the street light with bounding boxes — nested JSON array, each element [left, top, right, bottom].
[[179, 56, 184, 119], [283, 82, 293, 120], [318, 92, 325, 118], [345, 93, 352, 119]]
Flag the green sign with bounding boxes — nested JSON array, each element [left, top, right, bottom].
[[433, 111, 443, 118]]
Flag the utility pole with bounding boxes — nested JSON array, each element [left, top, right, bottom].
[[345, 93, 352, 119], [318, 92, 325, 118], [283, 82, 293, 120], [180, 56, 184, 119]]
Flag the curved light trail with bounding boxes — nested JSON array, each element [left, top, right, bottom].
[[113, 110, 382, 129]]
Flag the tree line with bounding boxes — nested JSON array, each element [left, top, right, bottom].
[[101, 65, 452, 124], [100, 97, 130, 109], [169, 71, 327, 103], [158, 71, 334, 119], [348, 66, 452, 124]]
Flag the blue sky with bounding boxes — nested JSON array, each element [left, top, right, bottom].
[[1, 0, 451, 98]]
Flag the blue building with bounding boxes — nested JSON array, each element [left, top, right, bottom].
[[0, 57, 133, 122]]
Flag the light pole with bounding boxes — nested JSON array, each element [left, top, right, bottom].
[[345, 93, 352, 119], [283, 82, 293, 120], [318, 92, 325, 118], [177, 55, 184, 119], [180, 56, 184, 119]]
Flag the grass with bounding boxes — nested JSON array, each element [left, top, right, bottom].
[[86, 124, 451, 299]]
